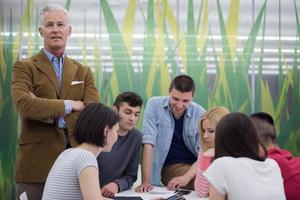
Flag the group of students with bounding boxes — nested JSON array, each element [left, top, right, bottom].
[[194, 108, 300, 200], [11, 3, 299, 200], [42, 92, 143, 200]]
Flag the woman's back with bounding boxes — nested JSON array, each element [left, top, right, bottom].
[[204, 156, 286, 200], [42, 148, 98, 200]]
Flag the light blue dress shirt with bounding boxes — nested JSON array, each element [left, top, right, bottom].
[[43, 49, 72, 128], [142, 96, 206, 185]]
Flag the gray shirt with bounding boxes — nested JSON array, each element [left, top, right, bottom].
[[42, 148, 98, 200], [97, 129, 142, 192]]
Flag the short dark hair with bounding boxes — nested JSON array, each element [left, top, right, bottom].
[[250, 112, 274, 125], [169, 75, 195, 95], [215, 112, 267, 161], [250, 112, 277, 145], [113, 91, 143, 108], [74, 103, 120, 147]]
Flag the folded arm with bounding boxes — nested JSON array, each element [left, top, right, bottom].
[[12, 60, 98, 123]]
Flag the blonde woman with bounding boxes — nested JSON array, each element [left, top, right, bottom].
[[194, 106, 229, 197]]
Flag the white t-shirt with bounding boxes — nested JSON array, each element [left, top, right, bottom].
[[42, 148, 98, 200], [204, 157, 286, 200]]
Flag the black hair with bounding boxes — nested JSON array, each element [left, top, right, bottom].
[[250, 112, 274, 125], [169, 75, 195, 95], [250, 112, 277, 145], [215, 112, 267, 161], [73, 103, 120, 147], [113, 91, 143, 108]]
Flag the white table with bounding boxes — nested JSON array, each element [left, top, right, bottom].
[[116, 186, 208, 200]]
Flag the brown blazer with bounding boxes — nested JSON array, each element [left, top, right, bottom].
[[11, 50, 99, 183]]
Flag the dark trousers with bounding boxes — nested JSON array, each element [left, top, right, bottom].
[[16, 130, 70, 200], [64, 129, 71, 149], [16, 182, 45, 200]]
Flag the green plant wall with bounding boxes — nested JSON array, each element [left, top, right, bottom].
[[0, 0, 299, 198]]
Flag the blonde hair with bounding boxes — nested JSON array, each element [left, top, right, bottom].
[[199, 106, 230, 151]]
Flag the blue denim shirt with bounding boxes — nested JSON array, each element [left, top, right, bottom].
[[43, 48, 72, 128], [142, 96, 206, 185]]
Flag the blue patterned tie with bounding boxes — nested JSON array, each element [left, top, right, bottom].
[[52, 57, 62, 90], [52, 57, 66, 129]]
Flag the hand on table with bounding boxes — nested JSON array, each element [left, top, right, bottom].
[[167, 175, 190, 191], [135, 182, 153, 192], [101, 182, 119, 198]]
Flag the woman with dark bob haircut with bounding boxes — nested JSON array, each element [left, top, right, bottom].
[[43, 103, 120, 200], [203, 112, 286, 200]]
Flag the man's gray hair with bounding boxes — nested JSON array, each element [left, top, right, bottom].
[[40, 3, 69, 25]]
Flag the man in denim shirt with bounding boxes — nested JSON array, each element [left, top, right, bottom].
[[136, 75, 206, 192]]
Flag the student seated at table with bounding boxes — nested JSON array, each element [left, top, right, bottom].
[[97, 91, 143, 198], [194, 106, 229, 197], [250, 112, 300, 200], [204, 112, 286, 200], [42, 103, 119, 200]]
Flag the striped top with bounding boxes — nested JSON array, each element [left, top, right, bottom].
[[194, 153, 213, 197], [42, 148, 98, 200]]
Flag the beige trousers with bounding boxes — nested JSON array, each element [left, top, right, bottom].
[[161, 163, 195, 190]]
